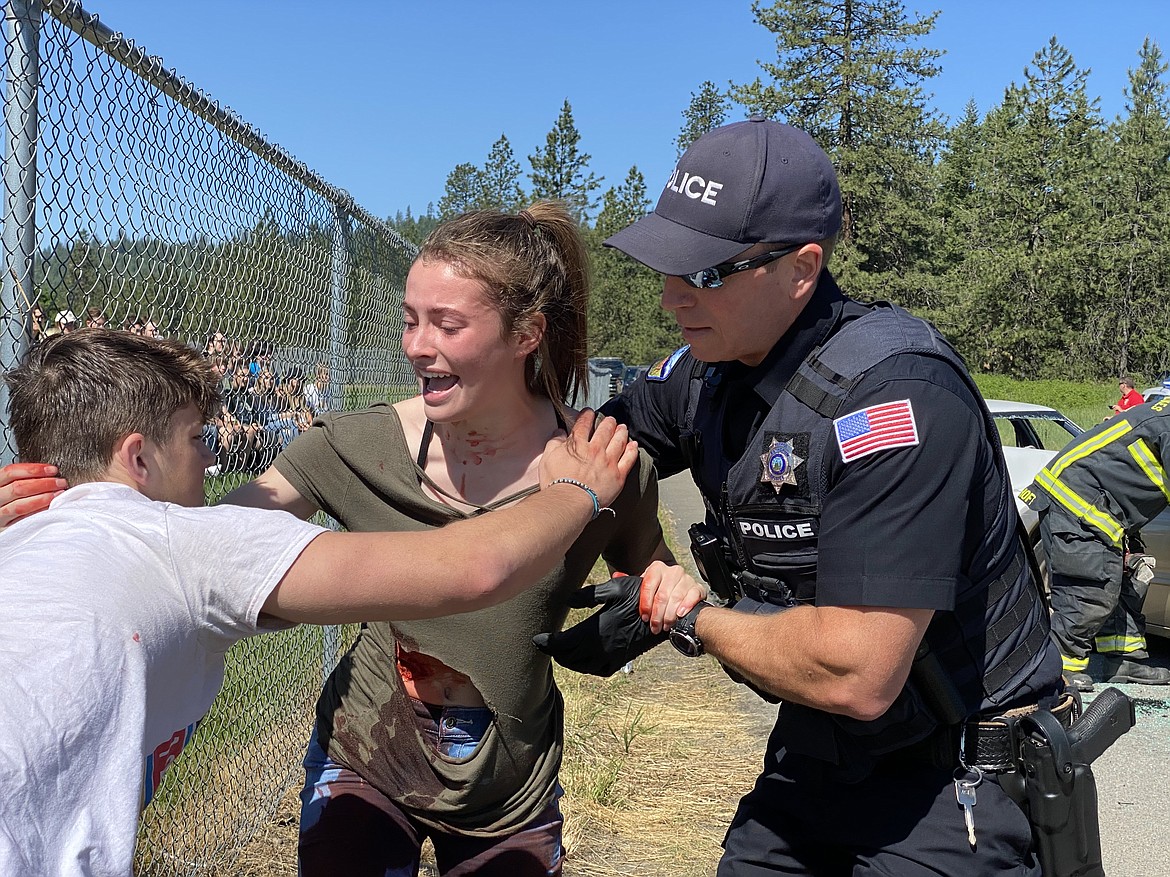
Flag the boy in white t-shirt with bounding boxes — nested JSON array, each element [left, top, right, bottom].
[[0, 329, 637, 877]]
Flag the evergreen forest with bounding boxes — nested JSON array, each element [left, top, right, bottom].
[[391, 1, 1170, 383]]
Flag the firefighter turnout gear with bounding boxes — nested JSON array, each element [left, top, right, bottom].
[[1024, 397, 1170, 683]]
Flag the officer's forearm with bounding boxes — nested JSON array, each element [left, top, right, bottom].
[[695, 603, 929, 721]]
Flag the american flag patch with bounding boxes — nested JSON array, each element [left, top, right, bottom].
[[833, 400, 919, 463]]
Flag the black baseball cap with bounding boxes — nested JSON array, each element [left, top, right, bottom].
[[605, 117, 842, 276]]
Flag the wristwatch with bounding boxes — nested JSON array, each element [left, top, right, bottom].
[[669, 600, 713, 657]]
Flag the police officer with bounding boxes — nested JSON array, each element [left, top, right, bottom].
[[1022, 398, 1170, 692], [542, 119, 1067, 875]]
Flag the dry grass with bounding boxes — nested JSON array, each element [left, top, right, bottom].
[[556, 645, 772, 877]]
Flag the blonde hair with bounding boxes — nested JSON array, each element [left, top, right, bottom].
[[417, 200, 590, 408]]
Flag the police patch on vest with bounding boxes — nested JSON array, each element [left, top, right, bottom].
[[736, 517, 818, 542], [833, 399, 919, 463], [754, 432, 810, 497], [647, 345, 690, 382]]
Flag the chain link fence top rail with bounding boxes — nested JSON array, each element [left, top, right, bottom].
[[2, 0, 418, 872]]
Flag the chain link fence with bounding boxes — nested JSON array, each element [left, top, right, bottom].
[[1, 1, 417, 871]]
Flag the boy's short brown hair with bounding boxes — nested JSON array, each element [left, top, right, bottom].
[[6, 328, 221, 482]]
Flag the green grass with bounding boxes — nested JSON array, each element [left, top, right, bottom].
[[972, 375, 1115, 432], [205, 470, 254, 504], [345, 383, 415, 408]]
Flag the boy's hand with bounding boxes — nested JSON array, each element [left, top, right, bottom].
[[539, 409, 637, 506], [0, 463, 68, 529]]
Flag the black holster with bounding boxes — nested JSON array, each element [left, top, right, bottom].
[[688, 522, 742, 603], [688, 523, 796, 608], [1011, 687, 1135, 877]]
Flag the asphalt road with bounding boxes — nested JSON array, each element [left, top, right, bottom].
[[656, 472, 1167, 877]]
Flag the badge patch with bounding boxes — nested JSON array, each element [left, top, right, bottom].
[[647, 345, 690, 381], [760, 437, 804, 492], [833, 399, 919, 463]]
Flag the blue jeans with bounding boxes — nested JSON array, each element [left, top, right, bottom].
[[265, 417, 300, 450], [416, 701, 493, 759]]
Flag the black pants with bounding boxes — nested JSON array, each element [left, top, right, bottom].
[[1041, 512, 1150, 668], [718, 748, 1039, 876]]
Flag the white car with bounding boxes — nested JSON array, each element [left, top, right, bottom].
[[1143, 385, 1170, 404], [987, 399, 1084, 533], [987, 399, 1169, 638]]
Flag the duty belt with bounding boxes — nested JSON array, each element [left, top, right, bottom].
[[960, 692, 1081, 772], [887, 692, 1080, 771]]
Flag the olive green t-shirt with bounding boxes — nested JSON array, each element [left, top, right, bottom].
[[274, 403, 663, 836]]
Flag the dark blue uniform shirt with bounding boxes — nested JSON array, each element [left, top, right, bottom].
[[605, 273, 1062, 770]]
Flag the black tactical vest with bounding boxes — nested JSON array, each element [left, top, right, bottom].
[[680, 302, 1054, 766]]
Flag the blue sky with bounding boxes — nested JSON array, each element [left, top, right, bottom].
[[83, 1, 1167, 221]]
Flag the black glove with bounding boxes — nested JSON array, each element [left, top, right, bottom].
[[532, 575, 667, 677]]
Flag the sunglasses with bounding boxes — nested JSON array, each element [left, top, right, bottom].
[[679, 244, 802, 289]]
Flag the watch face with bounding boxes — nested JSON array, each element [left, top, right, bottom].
[[669, 626, 704, 658]]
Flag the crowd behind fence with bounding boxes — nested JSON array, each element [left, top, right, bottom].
[[1, 0, 416, 872]]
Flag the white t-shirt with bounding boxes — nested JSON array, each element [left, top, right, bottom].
[[0, 482, 323, 876]]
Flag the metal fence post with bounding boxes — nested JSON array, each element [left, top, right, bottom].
[[1, 0, 40, 465], [321, 201, 351, 685]]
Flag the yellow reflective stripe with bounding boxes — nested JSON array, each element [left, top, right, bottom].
[[1094, 634, 1148, 653], [1047, 420, 1132, 477], [1062, 654, 1089, 672], [1128, 438, 1170, 502], [1035, 470, 1124, 545]]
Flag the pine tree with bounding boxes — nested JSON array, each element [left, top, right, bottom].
[[437, 163, 485, 220], [387, 203, 441, 246], [480, 135, 526, 211], [528, 99, 603, 224], [1094, 38, 1170, 378], [676, 81, 732, 156], [931, 99, 984, 323], [588, 167, 680, 363], [730, 0, 944, 297], [954, 38, 1104, 377]]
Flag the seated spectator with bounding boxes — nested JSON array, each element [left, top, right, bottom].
[[246, 337, 275, 379], [1112, 376, 1145, 416], [85, 307, 108, 329], [249, 367, 298, 457], [204, 330, 230, 360], [277, 370, 314, 434], [55, 310, 78, 334], [30, 304, 46, 343], [205, 354, 230, 390], [304, 361, 332, 416], [219, 365, 266, 473]]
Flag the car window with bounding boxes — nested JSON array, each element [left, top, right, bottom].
[[993, 413, 1082, 451]]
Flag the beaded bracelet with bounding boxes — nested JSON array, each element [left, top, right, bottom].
[[548, 477, 616, 521]]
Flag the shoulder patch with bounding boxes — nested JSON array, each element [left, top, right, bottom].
[[833, 399, 919, 463], [647, 345, 690, 382]]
